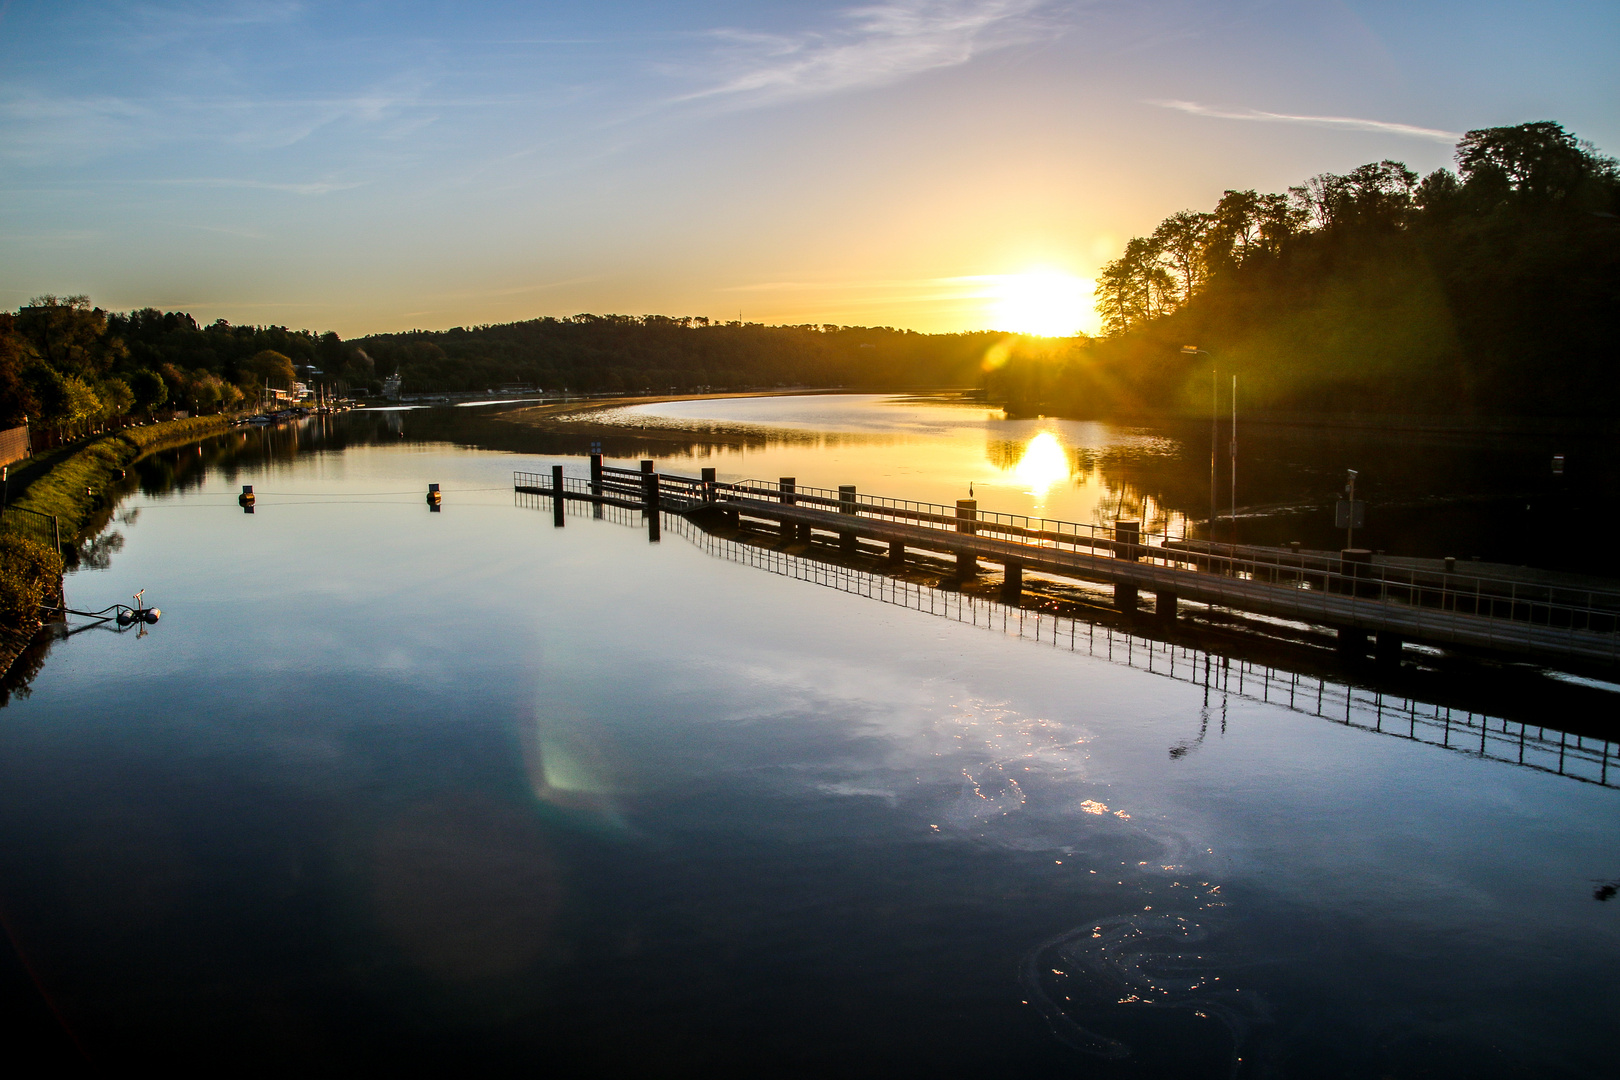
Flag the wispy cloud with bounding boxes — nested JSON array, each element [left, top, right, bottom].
[[679, 0, 1055, 108], [154, 177, 364, 195], [1150, 99, 1460, 143]]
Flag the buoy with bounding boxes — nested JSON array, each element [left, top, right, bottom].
[[144, 608, 161, 624], [116, 610, 134, 626], [427, 483, 441, 508], [239, 484, 255, 506]]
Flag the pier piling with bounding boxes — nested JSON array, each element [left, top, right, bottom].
[[839, 486, 858, 554], [956, 500, 978, 576], [779, 478, 796, 540], [1002, 560, 1023, 603]]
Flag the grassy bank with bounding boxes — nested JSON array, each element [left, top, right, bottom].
[[0, 413, 233, 670], [10, 414, 234, 543]]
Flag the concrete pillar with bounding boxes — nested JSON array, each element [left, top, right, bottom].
[[839, 485, 857, 554], [889, 540, 905, 566], [589, 453, 603, 498], [701, 467, 717, 504], [1339, 548, 1372, 596], [1375, 630, 1403, 666], [551, 465, 565, 527], [641, 461, 659, 512], [1337, 626, 1368, 656], [1114, 520, 1140, 611], [955, 499, 978, 576], [1156, 589, 1177, 622], [1001, 561, 1023, 603], [779, 477, 796, 539], [1114, 520, 1141, 561]]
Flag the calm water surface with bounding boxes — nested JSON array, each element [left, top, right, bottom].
[[0, 407, 1615, 1074]]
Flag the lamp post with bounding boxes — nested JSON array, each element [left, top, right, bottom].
[[1181, 346, 1215, 539]]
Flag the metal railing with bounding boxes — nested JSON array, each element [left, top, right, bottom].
[[0, 505, 61, 552], [516, 490, 1620, 790], [516, 466, 1620, 663]]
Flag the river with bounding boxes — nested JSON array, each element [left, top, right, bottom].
[[0, 396, 1615, 1075]]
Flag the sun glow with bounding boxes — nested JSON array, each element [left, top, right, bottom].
[[989, 271, 1094, 337], [1011, 431, 1071, 500]]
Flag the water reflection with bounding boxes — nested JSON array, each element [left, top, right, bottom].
[[1011, 432, 1068, 505], [533, 498, 1620, 789]]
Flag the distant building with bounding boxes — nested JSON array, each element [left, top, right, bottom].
[[382, 373, 403, 400]]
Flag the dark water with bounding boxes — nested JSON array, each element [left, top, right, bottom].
[[1, 406, 1616, 1074]]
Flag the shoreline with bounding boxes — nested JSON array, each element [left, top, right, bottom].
[[0, 413, 236, 682]]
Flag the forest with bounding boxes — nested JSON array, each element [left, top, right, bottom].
[[986, 121, 1620, 420], [0, 300, 997, 441]]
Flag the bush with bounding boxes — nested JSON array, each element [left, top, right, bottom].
[[0, 534, 63, 629]]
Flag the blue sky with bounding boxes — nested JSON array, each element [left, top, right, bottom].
[[2, 1, 1616, 335]]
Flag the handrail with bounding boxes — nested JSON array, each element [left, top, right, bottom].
[[513, 467, 1620, 660]]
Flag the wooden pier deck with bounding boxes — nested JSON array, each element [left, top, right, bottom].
[[516, 460, 1620, 669]]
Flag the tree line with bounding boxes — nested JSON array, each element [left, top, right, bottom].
[[0, 299, 1006, 441], [352, 316, 997, 395], [989, 121, 1620, 420], [0, 299, 366, 440]]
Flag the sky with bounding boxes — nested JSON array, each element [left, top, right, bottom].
[[1, 0, 1616, 338]]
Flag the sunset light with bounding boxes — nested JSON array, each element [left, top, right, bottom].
[[989, 272, 1095, 338], [1010, 431, 1072, 501]]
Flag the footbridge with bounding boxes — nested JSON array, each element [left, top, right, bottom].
[[515, 458, 1620, 669]]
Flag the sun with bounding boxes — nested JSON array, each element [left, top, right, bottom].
[[989, 270, 1094, 337]]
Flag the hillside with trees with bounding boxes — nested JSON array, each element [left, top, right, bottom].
[[0, 300, 347, 442], [0, 299, 999, 444], [351, 318, 996, 395], [986, 121, 1620, 422]]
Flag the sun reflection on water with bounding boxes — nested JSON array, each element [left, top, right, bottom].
[[1010, 432, 1071, 504]]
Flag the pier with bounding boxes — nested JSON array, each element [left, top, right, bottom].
[[515, 459, 1620, 669]]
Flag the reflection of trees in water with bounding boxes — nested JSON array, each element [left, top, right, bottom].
[[983, 435, 1184, 532], [0, 629, 55, 707], [77, 530, 125, 570]]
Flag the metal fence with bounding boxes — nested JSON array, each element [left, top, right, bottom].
[[0, 505, 61, 552]]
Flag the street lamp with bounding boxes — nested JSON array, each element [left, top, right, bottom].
[[1181, 346, 1216, 539]]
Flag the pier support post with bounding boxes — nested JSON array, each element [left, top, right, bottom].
[[956, 499, 978, 576], [1337, 626, 1368, 657], [1156, 590, 1177, 622], [1338, 548, 1372, 596], [1375, 630, 1403, 666], [589, 453, 603, 518], [839, 485, 858, 554], [1113, 519, 1140, 612], [641, 460, 659, 514], [889, 540, 905, 566], [1114, 520, 1141, 562], [701, 467, 717, 505], [551, 465, 565, 527], [779, 478, 796, 540], [1001, 561, 1023, 603]]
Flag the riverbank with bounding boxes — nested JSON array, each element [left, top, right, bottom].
[[8, 414, 236, 544], [0, 414, 235, 680]]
